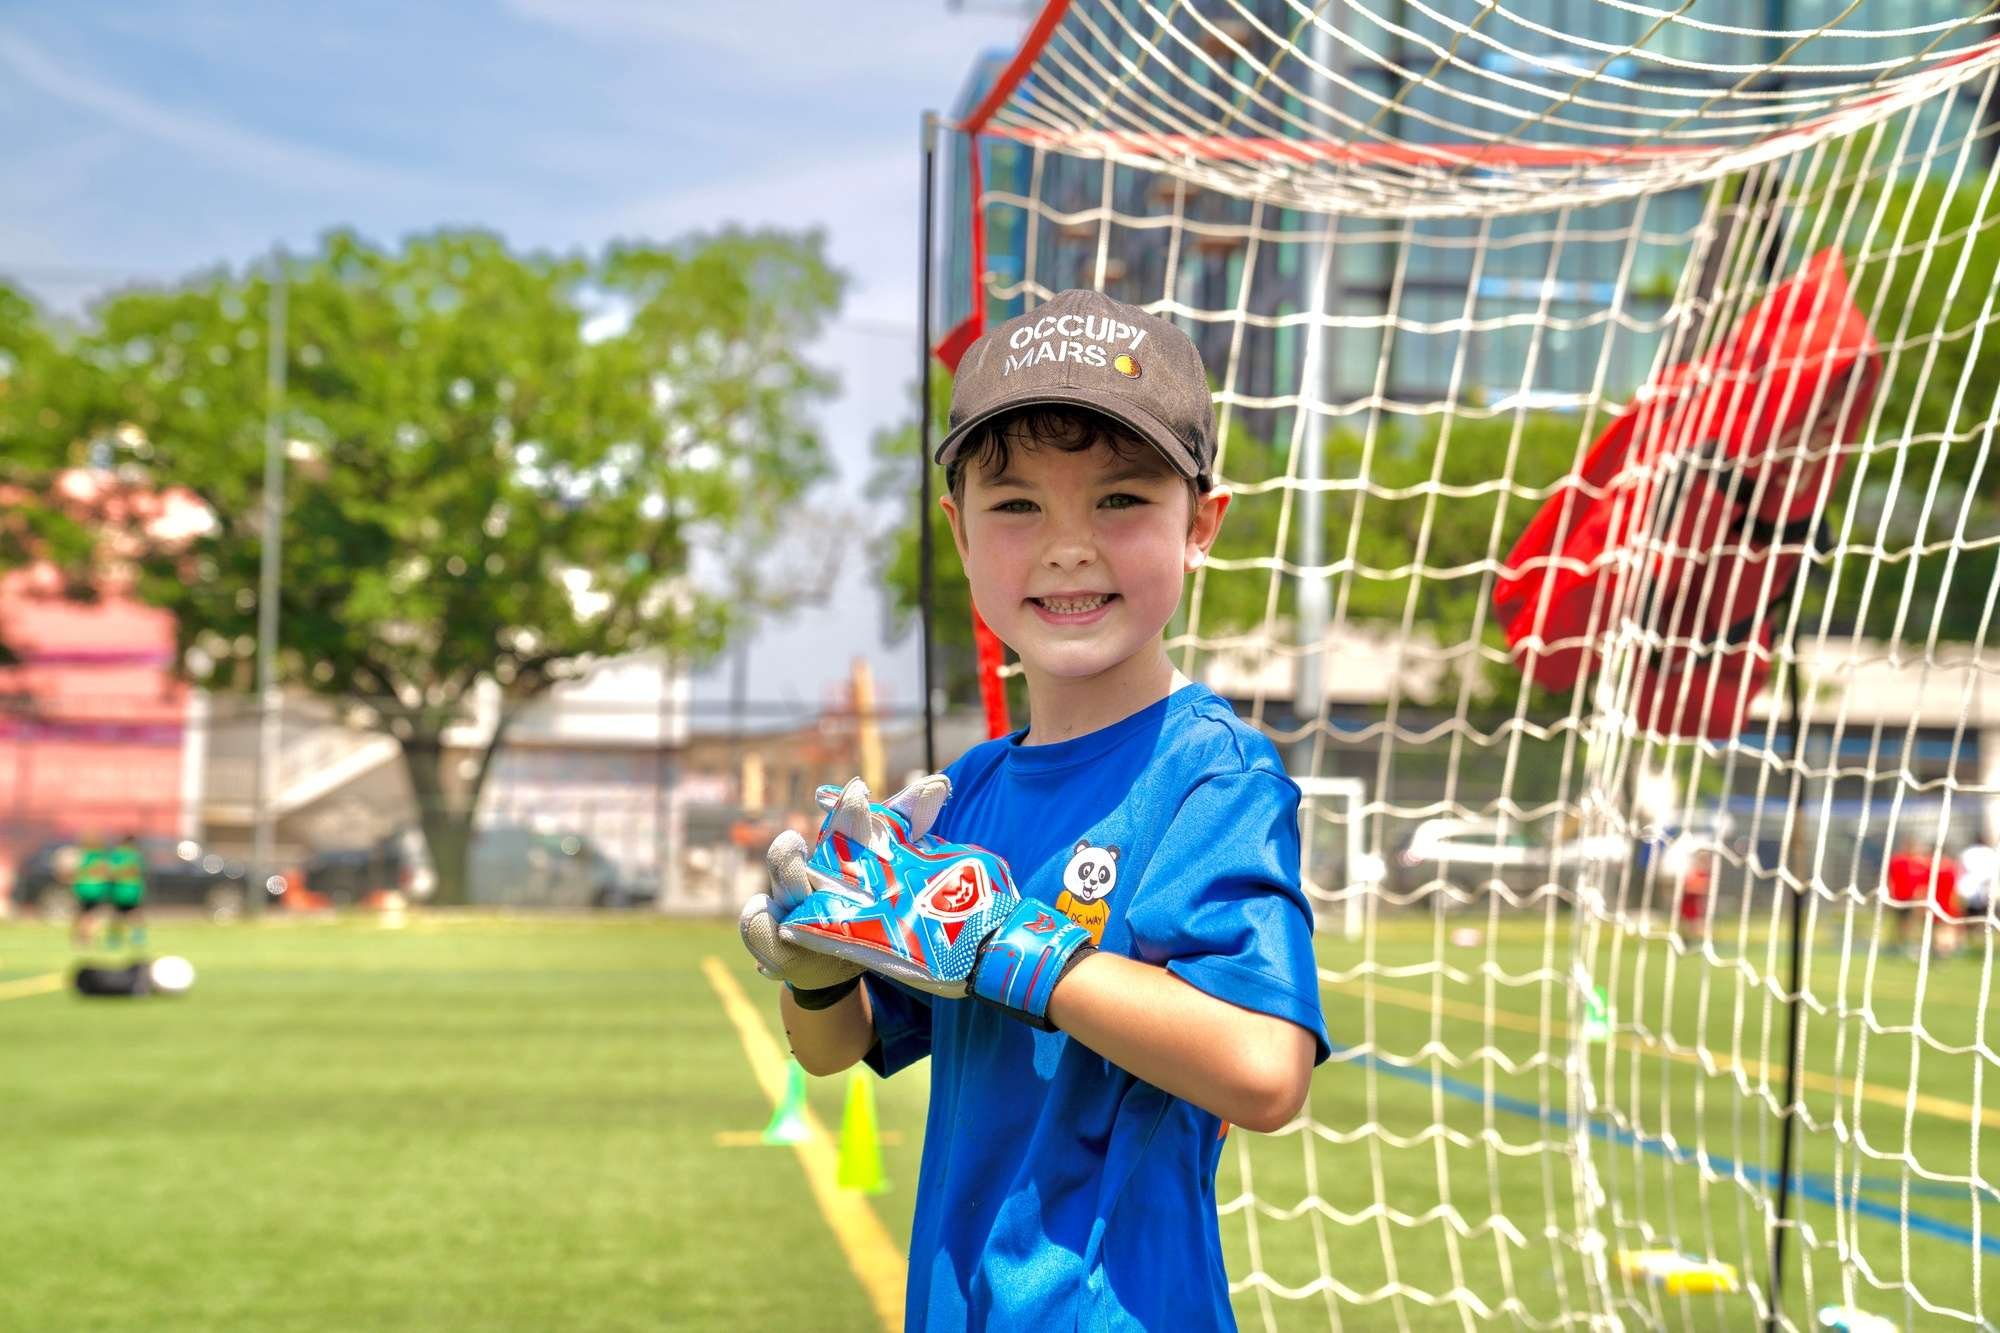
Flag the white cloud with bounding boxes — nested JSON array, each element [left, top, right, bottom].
[[0, 28, 418, 195]]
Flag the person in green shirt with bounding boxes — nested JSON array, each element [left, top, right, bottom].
[[105, 834, 148, 952], [69, 830, 112, 949]]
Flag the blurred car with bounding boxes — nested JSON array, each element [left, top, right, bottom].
[[302, 827, 437, 903], [300, 846, 378, 904], [1391, 817, 1549, 901], [465, 827, 624, 908], [305, 825, 637, 908], [13, 835, 284, 921], [379, 825, 438, 901]]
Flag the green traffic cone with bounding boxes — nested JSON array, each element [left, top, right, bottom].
[[836, 1067, 888, 1194], [761, 1059, 811, 1146]]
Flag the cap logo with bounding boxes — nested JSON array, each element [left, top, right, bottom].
[[1000, 310, 1150, 379]]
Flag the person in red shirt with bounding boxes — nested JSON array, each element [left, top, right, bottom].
[[1676, 842, 1714, 943], [1885, 837, 1929, 955], [1886, 836, 1958, 958], [1931, 851, 1962, 960]]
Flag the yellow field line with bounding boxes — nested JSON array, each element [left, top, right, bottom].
[[1334, 977, 2000, 1131], [700, 957, 905, 1332], [714, 1130, 906, 1148], [0, 972, 64, 1002]]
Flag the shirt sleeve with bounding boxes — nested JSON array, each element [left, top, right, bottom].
[[1124, 768, 1331, 1065], [861, 973, 934, 1077]]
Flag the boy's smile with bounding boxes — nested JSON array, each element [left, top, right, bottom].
[[1028, 591, 1116, 624]]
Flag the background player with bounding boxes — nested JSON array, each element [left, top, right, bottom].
[[69, 829, 112, 950], [104, 833, 149, 952]]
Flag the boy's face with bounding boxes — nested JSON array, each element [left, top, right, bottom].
[[940, 432, 1228, 686]]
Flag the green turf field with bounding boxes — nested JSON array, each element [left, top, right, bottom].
[[3, 910, 1988, 1331], [1227, 909, 1999, 1331], [0, 914, 927, 1333]]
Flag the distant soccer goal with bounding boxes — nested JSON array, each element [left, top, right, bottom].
[[1297, 775, 1371, 940], [936, 2, 2000, 1328]]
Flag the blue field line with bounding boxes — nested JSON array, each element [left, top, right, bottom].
[[1834, 1172, 2000, 1205], [1329, 1041, 2000, 1257]]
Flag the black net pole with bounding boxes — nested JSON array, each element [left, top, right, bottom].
[[917, 112, 938, 775], [1765, 650, 1812, 1332]]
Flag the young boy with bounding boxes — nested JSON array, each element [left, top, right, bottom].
[[740, 290, 1329, 1330]]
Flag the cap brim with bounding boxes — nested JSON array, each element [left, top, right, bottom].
[[933, 393, 1202, 482]]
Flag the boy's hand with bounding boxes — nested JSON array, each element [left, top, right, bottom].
[[738, 774, 954, 1003], [778, 776, 1096, 1030]]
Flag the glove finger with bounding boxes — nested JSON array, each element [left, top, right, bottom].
[[883, 772, 952, 841], [738, 893, 789, 980], [829, 776, 880, 852], [779, 826, 871, 904], [786, 952, 864, 991], [745, 894, 864, 988], [766, 830, 812, 911]]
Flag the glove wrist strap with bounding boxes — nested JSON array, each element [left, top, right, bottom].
[[787, 975, 861, 1010], [969, 901, 1096, 1031]]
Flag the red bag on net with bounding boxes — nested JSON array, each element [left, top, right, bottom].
[[1493, 248, 1878, 738]]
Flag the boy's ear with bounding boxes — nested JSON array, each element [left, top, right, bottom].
[[938, 492, 970, 563], [1185, 485, 1231, 572]]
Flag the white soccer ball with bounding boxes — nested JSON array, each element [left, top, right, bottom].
[[148, 955, 196, 994], [1449, 927, 1483, 948]]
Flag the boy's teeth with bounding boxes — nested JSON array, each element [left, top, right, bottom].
[[1042, 595, 1108, 614]]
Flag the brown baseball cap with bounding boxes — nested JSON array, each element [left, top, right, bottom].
[[935, 289, 1217, 488]]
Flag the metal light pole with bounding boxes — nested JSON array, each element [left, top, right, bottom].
[[1293, 12, 1342, 749], [919, 110, 940, 774], [655, 650, 680, 913], [1295, 10, 1361, 937], [250, 252, 287, 915]]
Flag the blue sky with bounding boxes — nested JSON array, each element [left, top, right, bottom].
[[0, 0, 1029, 719]]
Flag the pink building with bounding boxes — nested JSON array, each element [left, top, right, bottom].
[[0, 473, 209, 893]]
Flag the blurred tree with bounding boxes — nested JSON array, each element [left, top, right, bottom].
[[46, 227, 841, 902], [865, 368, 985, 705], [0, 284, 97, 663], [1191, 410, 1585, 758], [1156, 410, 1582, 698], [1814, 169, 2000, 646]]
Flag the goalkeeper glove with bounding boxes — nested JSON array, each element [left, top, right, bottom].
[[738, 773, 952, 1007], [778, 775, 1096, 1030]]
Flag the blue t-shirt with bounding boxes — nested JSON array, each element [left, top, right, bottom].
[[864, 682, 1331, 1332]]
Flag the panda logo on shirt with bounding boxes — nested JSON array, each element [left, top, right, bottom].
[[1054, 840, 1119, 946]]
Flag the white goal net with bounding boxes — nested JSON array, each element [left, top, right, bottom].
[[939, 2, 2000, 1328]]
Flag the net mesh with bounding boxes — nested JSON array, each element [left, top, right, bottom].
[[947, 2, 2000, 1328]]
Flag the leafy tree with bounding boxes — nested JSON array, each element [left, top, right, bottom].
[[47, 227, 842, 901], [1812, 168, 2000, 646], [1191, 411, 1587, 730], [0, 284, 97, 662], [865, 368, 986, 705]]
